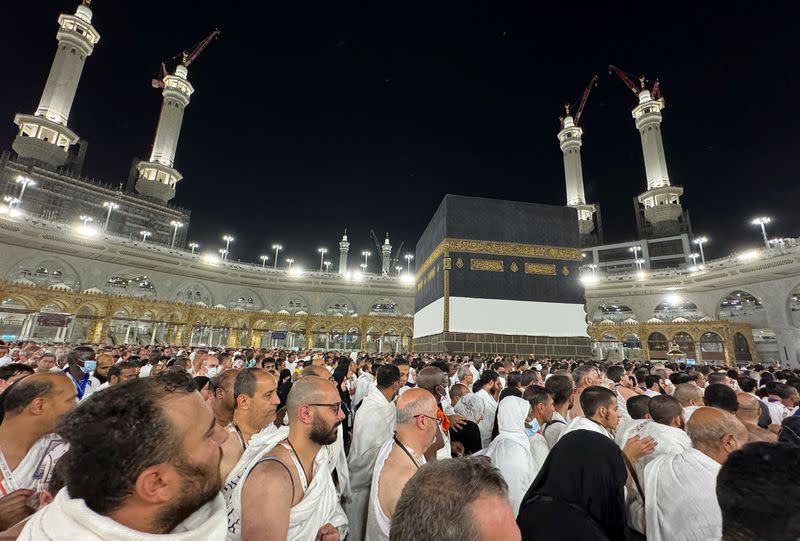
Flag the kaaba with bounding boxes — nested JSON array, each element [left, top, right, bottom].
[[412, 194, 592, 358]]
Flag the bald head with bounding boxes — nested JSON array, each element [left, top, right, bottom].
[[674, 383, 704, 407], [735, 392, 761, 423], [415, 366, 448, 393], [396, 388, 438, 425], [686, 407, 747, 462], [302, 365, 330, 379], [285, 376, 338, 416]]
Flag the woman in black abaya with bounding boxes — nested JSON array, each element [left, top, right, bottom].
[[517, 430, 633, 541]]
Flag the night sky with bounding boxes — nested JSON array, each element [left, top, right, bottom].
[[2, 1, 798, 270]]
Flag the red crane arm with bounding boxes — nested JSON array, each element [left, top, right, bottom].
[[608, 65, 640, 95], [182, 29, 221, 66], [574, 75, 599, 126]]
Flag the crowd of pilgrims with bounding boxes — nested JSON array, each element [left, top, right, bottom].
[[0, 341, 798, 540]]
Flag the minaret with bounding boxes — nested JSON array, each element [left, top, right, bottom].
[[135, 64, 194, 202], [557, 113, 596, 237], [633, 89, 683, 231], [338, 231, 350, 274], [381, 233, 392, 276], [12, 1, 100, 168]]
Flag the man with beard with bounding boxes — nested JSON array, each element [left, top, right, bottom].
[[219, 369, 281, 480], [235, 376, 348, 540], [19, 371, 229, 540], [92, 353, 115, 388]]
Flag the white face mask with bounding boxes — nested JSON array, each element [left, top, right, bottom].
[[206, 366, 219, 377]]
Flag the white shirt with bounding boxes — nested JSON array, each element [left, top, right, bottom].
[[542, 411, 568, 449], [0, 355, 13, 368], [475, 389, 498, 449]]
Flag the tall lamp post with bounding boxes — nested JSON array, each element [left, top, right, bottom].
[[272, 244, 282, 270], [140, 230, 151, 242], [286, 258, 295, 269], [629, 245, 642, 269], [170, 220, 183, 248], [15, 176, 36, 203], [80, 215, 93, 227], [102, 201, 119, 231], [396, 265, 403, 276], [222, 235, 234, 260], [693, 236, 708, 265], [689, 253, 699, 267], [318, 247, 328, 271], [404, 253, 414, 273], [189, 242, 199, 254], [362, 250, 371, 272], [751, 217, 771, 250], [260, 255, 269, 267], [324, 260, 332, 272]]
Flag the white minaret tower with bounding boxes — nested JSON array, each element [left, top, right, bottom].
[[557, 114, 596, 236], [381, 233, 392, 276], [633, 89, 683, 228], [135, 64, 194, 202], [338, 231, 350, 274], [12, 1, 100, 168]]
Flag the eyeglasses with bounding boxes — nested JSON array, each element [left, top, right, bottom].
[[308, 402, 343, 414], [415, 414, 443, 426]]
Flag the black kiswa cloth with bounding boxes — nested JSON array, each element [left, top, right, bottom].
[[517, 430, 632, 541]]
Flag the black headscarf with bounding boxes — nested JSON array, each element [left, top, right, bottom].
[[517, 430, 630, 541]]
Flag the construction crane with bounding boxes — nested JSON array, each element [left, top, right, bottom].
[[608, 65, 662, 100], [559, 75, 598, 128], [152, 29, 220, 89]]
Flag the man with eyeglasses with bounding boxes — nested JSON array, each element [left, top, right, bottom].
[[365, 388, 439, 541], [229, 376, 347, 541]]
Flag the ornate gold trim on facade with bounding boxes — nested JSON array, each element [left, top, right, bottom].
[[443, 251, 450, 332], [415, 238, 582, 280], [455, 257, 464, 269], [470, 258, 504, 272], [524, 262, 556, 276], [509, 261, 519, 273]]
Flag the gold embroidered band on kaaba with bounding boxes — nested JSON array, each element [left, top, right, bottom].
[[415, 238, 581, 281]]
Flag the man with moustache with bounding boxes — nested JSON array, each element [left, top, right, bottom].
[[230, 376, 348, 540], [19, 371, 230, 540]]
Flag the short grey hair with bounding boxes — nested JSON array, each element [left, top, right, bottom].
[[456, 365, 472, 381], [572, 364, 598, 387], [396, 396, 434, 425], [390, 456, 508, 541]]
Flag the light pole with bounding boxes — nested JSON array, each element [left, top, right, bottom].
[[170, 220, 184, 248], [588, 264, 597, 276], [395, 265, 403, 276], [362, 250, 371, 272], [140, 230, 151, 242], [751, 217, 771, 249], [324, 260, 332, 272], [102, 202, 119, 231], [770, 238, 786, 255], [272, 244, 282, 270], [286, 258, 295, 269], [630, 245, 642, 270], [360, 263, 367, 272], [693, 236, 708, 264], [405, 253, 414, 273], [635, 258, 645, 271], [260, 255, 269, 267], [222, 235, 234, 259], [15, 176, 36, 203], [218, 249, 227, 260], [3, 196, 20, 208], [689, 253, 699, 266], [189, 242, 199, 254], [318, 247, 328, 271], [80, 215, 93, 227]]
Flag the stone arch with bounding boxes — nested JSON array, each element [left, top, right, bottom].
[[1, 296, 36, 311], [787, 282, 800, 328], [590, 303, 637, 324], [672, 331, 696, 359], [716, 289, 767, 327], [173, 281, 214, 306], [9, 255, 82, 291], [103, 268, 157, 298], [276, 294, 310, 314], [652, 297, 704, 322], [733, 332, 753, 364], [647, 332, 669, 360], [322, 295, 358, 317], [699, 331, 725, 363], [224, 288, 264, 311]]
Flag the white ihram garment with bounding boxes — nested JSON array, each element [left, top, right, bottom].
[[475, 389, 498, 448], [345, 385, 396, 541], [352, 372, 374, 409], [682, 405, 702, 422], [644, 448, 722, 541], [19, 489, 227, 541], [475, 397, 534, 515], [558, 416, 613, 441]]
